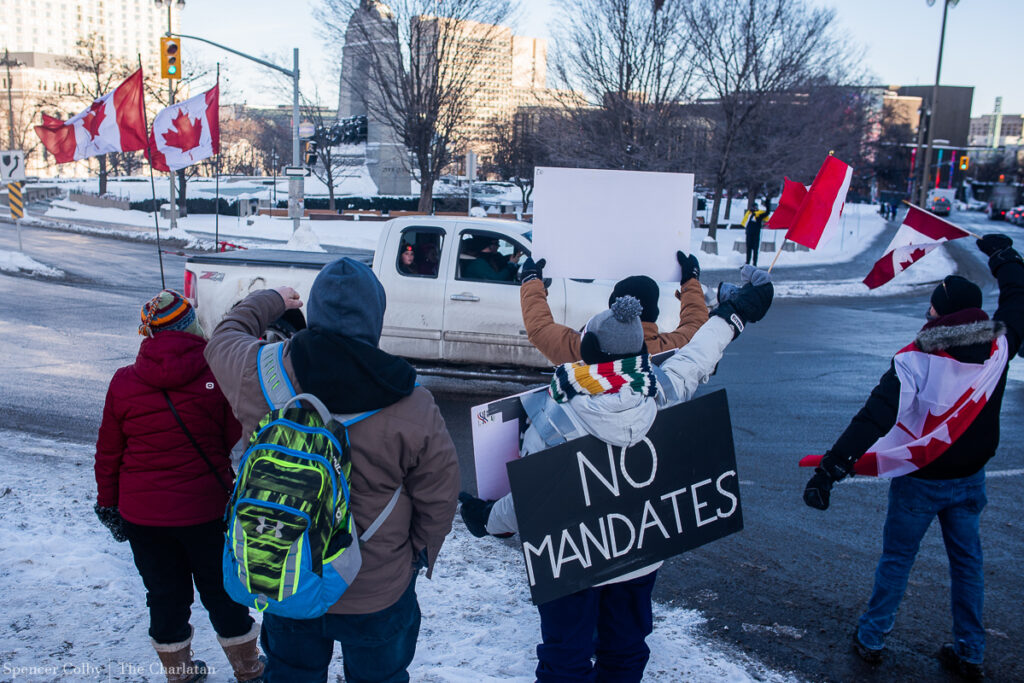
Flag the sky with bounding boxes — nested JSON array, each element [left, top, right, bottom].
[[179, 0, 1024, 118]]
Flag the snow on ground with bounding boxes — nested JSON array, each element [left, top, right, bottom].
[[0, 248, 64, 278], [0, 431, 796, 683]]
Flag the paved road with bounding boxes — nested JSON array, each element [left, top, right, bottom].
[[2, 214, 1022, 682]]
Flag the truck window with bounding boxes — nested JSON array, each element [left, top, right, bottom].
[[456, 231, 527, 284], [397, 227, 444, 278]]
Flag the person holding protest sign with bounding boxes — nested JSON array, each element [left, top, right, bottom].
[[460, 265, 774, 683], [802, 235, 1024, 679], [518, 251, 708, 365]]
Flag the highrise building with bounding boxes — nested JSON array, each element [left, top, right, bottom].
[[1, 0, 181, 175]]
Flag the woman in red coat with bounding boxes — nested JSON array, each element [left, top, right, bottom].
[[94, 290, 264, 683]]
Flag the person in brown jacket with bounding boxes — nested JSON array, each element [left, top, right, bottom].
[[204, 257, 460, 683], [518, 251, 708, 365]]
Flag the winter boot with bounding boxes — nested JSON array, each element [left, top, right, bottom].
[[852, 630, 884, 666], [152, 626, 208, 683], [217, 623, 265, 682], [938, 643, 984, 681]]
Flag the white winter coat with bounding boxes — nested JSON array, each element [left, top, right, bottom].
[[486, 315, 736, 583]]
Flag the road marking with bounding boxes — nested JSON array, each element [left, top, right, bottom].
[[842, 468, 1024, 483]]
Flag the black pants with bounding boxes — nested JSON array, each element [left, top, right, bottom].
[[124, 519, 254, 644], [745, 229, 761, 266]]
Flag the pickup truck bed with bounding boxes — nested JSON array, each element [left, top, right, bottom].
[[187, 248, 373, 270]]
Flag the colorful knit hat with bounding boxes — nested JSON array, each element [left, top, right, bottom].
[[139, 290, 204, 338]]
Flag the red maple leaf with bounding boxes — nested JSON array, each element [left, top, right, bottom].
[[81, 100, 106, 139], [162, 109, 204, 153], [898, 247, 928, 271]]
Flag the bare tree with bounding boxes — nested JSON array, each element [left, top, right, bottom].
[[547, 0, 697, 171], [59, 34, 131, 195], [482, 110, 548, 209], [682, 0, 853, 238], [320, 0, 516, 212]]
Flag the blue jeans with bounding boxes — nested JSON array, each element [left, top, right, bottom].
[[535, 571, 657, 683], [260, 575, 420, 683], [857, 471, 987, 663]]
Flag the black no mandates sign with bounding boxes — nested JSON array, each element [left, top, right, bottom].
[[507, 389, 743, 605]]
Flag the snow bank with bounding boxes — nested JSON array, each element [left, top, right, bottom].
[[0, 249, 64, 278], [0, 431, 795, 682]]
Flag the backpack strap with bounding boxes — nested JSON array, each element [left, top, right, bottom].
[[521, 389, 579, 448], [282, 393, 335, 425], [359, 486, 403, 542], [258, 342, 297, 410]]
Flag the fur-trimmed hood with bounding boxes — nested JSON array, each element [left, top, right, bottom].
[[916, 318, 1007, 353]]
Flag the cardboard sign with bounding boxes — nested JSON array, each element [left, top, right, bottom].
[[507, 389, 742, 605], [471, 352, 676, 501], [530, 166, 694, 282]]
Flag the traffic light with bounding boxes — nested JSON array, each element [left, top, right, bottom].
[[304, 141, 318, 166], [959, 155, 969, 171], [160, 37, 181, 79]]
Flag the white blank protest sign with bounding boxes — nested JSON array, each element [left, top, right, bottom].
[[531, 167, 694, 282]]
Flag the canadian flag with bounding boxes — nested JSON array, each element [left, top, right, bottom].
[[863, 204, 971, 289], [766, 155, 853, 249], [34, 69, 147, 163], [147, 85, 220, 172], [801, 334, 1008, 477]]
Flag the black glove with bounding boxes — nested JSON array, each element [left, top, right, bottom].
[[458, 492, 511, 539], [94, 504, 128, 543], [712, 276, 774, 338], [803, 468, 835, 510], [676, 251, 701, 285], [976, 233, 1012, 256], [977, 234, 1023, 276], [520, 257, 546, 284]]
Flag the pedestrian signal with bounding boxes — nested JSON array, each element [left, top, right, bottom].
[[959, 156, 969, 171], [160, 37, 181, 79]]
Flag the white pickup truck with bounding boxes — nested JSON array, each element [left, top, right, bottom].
[[183, 216, 688, 369]]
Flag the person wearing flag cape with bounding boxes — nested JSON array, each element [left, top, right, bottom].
[[802, 235, 1024, 679]]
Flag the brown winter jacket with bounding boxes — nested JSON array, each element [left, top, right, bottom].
[[520, 278, 709, 365], [204, 289, 459, 615]]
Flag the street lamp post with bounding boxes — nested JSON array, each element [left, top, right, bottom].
[[271, 149, 279, 206], [154, 0, 184, 230], [2, 49, 25, 150], [917, 0, 959, 207], [169, 32, 302, 234]]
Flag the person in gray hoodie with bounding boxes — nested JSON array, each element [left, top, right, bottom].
[[204, 257, 459, 683], [460, 265, 775, 683]]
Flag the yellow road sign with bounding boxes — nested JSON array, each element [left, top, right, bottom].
[[7, 181, 23, 220]]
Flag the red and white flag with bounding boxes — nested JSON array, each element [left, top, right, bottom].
[[862, 204, 971, 289], [767, 155, 853, 249], [34, 69, 147, 163], [147, 85, 220, 172], [801, 334, 1008, 477]]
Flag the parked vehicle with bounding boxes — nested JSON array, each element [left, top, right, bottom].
[[183, 216, 689, 369], [1007, 205, 1024, 226]]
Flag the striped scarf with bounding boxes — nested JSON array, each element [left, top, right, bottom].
[[549, 354, 658, 404]]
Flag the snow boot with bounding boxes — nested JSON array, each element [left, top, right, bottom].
[[217, 623, 265, 682], [938, 643, 984, 681], [152, 626, 208, 683], [852, 630, 884, 666]]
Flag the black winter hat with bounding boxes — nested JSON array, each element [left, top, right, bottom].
[[931, 275, 982, 316], [609, 275, 659, 323]]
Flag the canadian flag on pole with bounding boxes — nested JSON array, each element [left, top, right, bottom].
[[766, 155, 853, 249], [147, 85, 220, 172], [862, 204, 971, 289], [34, 69, 147, 163]]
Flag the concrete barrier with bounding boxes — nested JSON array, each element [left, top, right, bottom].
[[68, 192, 129, 210]]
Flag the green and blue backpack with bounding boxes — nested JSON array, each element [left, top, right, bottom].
[[222, 341, 401, 618]]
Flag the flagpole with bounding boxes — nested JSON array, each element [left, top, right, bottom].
[[214, 62, 220, 251], [139, 55, 166, 289], [901, 199, 979, 238], [767, 241, 786, 273]]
